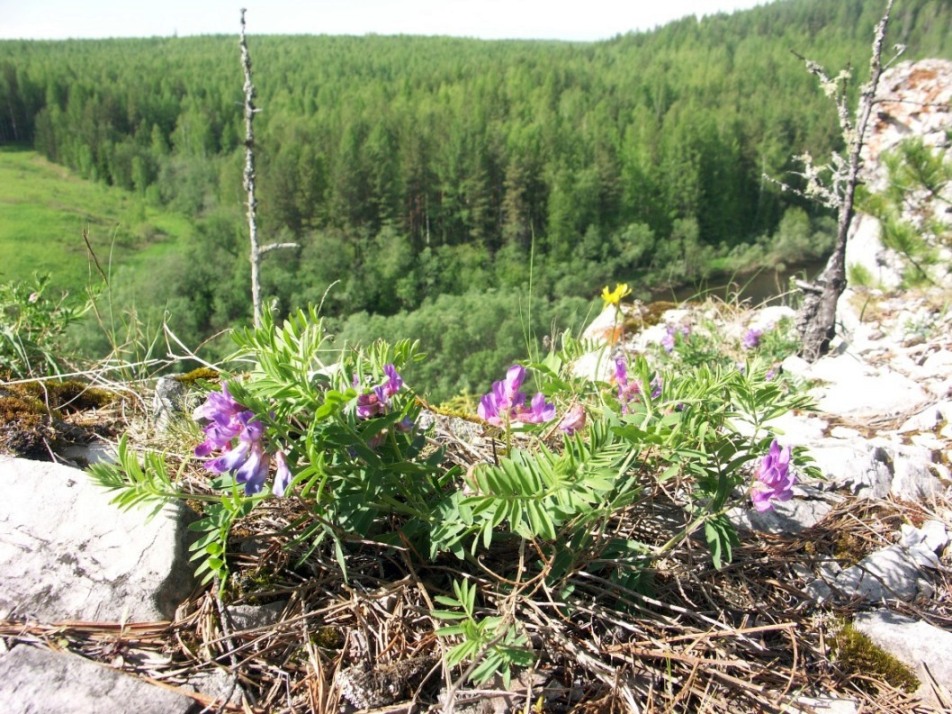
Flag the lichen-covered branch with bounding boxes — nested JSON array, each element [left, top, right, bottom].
[[796, 0, 896, 362]]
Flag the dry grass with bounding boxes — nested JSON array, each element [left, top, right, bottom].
[[3, 443, 949, 713]]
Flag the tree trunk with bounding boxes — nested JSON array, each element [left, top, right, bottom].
[[797, 1, 894, 362]]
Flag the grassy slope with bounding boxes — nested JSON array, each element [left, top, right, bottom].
[[0, 146, 193, 295]]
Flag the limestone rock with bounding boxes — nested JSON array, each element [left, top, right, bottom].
[[0, 645, 198, 714], [832, 544, 932, 603], [853, 609, 952, 711], [0, 456, 196, 623], [845, 59, 952, 289]]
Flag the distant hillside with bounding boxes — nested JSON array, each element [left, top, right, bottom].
[[0, 0, 947, 369]]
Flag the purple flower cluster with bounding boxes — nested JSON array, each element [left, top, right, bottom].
[[742, 327, 763, 350], [661, 324, 690, 353], [356, 364, 404, 420], [194, 383, 291, 497], [614, 357, 661, 414], [478, 365, 556, 427], [750, 439, 795, 512]]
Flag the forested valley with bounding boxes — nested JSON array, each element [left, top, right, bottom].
[[1, 0, 949, 399]]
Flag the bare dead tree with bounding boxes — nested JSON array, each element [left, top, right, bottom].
[[793, 0, 898, 362], [240, 9, 297, 328]]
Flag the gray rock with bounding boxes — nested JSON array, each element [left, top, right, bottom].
[[729, 486, 839, 534], [812, 444, 893, 500], [225, 601, 286, 631], [853, 609, 952, 711], [899, 521, 949, 569], [152, 377, 189, 433], [186, 669, 243, 710], [832, 545, 932, 603], [0, 456, 196, 623], [811, 366, 929, 421], [886, 443, 948, 501], [0, 645, 198, 714]]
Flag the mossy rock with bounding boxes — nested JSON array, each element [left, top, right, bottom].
[[12, 379, 114, 414], [0, 393, 55, 459], [0, 379, 116, 459], [622, 300, 678, 333], [832, 623, 920, 693]]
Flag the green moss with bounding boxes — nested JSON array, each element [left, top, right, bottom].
[[0, 393, 54, 458], [832, 623, 920, 693], [832, 532, 867, 568], [13, 379, 114, 413], [175, 367, 220, 385], [311, 626, 345, 650]]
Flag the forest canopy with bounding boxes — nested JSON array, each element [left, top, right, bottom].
[[0, 0, 949, 397]]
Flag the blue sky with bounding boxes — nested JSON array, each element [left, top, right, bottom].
[[0, 0, 771, 42]]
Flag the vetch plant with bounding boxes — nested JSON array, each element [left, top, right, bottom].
[[89, 298, 819, 684]]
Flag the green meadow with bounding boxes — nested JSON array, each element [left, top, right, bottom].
[[0, 147, 193, 296]]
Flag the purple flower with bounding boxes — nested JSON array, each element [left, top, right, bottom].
[[661, 327, 676, 353], [206, 439, 251, 474], [478, 365, 553, 427], [193, 382, 243, 425], [273, 450, 292, 497], [356, 391, 383, 419], [514, 392, 557, 424], [614, 356, 659, 413], [194, 383, 249, 456], [383, 364, 403, 398], [355, 364, 405, 420], [235, 443, 271, 495], [557, 404, 586, 435], [743, 328, 763, 350], [751, 439, 795, 512], [661, 324, 690, 353], [193, 383, 289, 497]]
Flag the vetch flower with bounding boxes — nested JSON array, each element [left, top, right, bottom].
[[193, 382, 243, 426], [382, 363, 403, 398], [751, 439, 795, 512], [194, 383, 288, 496], [355, 363, 405, 420], [478, 365, 554, 427], [557, 404, 586, 435], [613, 356, 661, 413], [206, 439, 251, 474], [661, 324, 690, 353], [661, 327, 676, 353], [273, 450, 292, 497], [356, 391, 384, 419], [514, 392, 556, 424], [235, 443, 270, 495], [601, 283, 631, 307], [743, 327, 763, 350]]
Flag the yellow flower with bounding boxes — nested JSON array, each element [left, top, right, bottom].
[[601, 283, 631, 307]]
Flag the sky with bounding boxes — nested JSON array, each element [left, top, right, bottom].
[[0, 0, 772, 42]]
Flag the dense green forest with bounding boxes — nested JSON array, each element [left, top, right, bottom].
[[1, 0, 949, 397]]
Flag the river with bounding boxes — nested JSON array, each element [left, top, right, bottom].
[[649, 259, 828, 307]]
